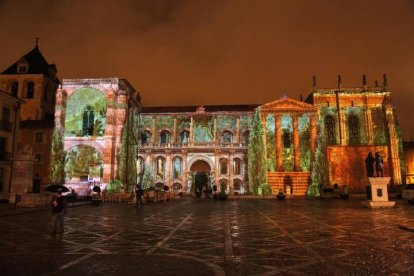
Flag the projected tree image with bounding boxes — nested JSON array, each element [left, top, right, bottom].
[[65, 145, 103, 181], [49, 127, 66, 185], [266, 114, 276, 171], [64, 87, 106, 137], [248, 109, 267, 194]]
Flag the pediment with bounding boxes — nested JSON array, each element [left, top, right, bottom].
[[260, 96, 316, 113]]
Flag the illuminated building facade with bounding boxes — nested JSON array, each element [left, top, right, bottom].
[[403, 141, 414, 184], [54, 78, 140, 195]]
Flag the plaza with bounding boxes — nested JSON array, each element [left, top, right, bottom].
[[0, 197, 413, 275]]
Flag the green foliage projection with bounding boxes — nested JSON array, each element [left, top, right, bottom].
[[65, 145, 102, 179], [64, 88, 106, 137], [266, 114, 276, 172], [247, 109, 267, 194], [345, 107, 367, 144], [299, 114, 311, 172], [106, 179, 123, 193], [194, 117, 213, 143], [119, 110, 138, 192], [282, 115, 293, 171], [155, 116, 174, 130], [218, 115, 236, 132], [49, 128, 66, 185], [142, 165, 154, 189], [371, 108, 387, 144], [311, 122, 329, 189], [240, 116, 253, 129]]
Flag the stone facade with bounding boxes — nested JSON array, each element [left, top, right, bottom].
[[0, 90, 24, 199], [138, 105, 255, 195], [55, 78, 140, 192], [403, 141, 414, 184]]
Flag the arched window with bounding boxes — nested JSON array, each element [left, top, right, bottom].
[[173, 157, 182, 179], [325, 115, 336, 145], [9, 81, 18, 97], [219, 180, 228, 193], [283, 130, 291, 148], [82, 105, 94, 136], [26, 81, 35, 99], [155, 157, 165, 179], [233, 179, 243, 192], [348, 115, 360, 145], [221, 131, 233, 143], [220, 159, 228, 175], [180, 130, 190, 143], [141, 131, 151, 144], [233, 158, 242, 175], [242, 130, 250, 144], [160, 130, 171, 144]]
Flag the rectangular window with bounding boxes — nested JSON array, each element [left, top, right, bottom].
[[0, 168, 3, 192], [34, 133, 44, 144], [0, 137, 6, 161], [34, 153, 41, 162]]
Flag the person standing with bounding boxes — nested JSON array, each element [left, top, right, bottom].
[[51, 189, 67, 235], [135, 184, 144, 207], [365, 152, 375, 177], [375, 152, 384, 177]]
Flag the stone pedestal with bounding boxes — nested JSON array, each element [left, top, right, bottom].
[[361, 177, 395, 208]]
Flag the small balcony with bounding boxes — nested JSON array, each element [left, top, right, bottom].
[[0, 120, 12, 131], [138, 142, 248, 150]]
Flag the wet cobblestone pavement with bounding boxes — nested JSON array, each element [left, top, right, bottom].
[[0, 198, 413, 275]]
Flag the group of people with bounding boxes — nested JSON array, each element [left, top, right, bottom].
[[365, 151, 384, 177]]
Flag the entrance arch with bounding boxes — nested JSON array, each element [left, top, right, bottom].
[[188, 158, 212, 194]]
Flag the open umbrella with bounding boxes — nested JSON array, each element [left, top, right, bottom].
[[92, 186, 101, 193], [45, 184, 69, 193]]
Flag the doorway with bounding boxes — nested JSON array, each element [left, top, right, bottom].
[[189, 159, 211, 193]]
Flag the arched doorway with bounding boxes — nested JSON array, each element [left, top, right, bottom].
[[189, 160, 211, 194]]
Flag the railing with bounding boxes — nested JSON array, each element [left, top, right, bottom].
[[0, 120, 12, 131], [138, 142, 248, 150]]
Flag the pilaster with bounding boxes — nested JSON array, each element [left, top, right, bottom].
[[292, 114, 300, 171]]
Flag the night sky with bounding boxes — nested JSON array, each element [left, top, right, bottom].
[[0, 0, 413, 139]]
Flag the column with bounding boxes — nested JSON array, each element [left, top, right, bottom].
[[275, 114, 283, 171], [214, 149, 220, 187], [236, 116, 241, 144], [173, 118, 177, 144], [213, 116, 218, 143], [310, 114, 317, 170], [165, 150, 172, 187], [190, 116, 194, 145], [292, 114, 300, 171], [151, 116, 156, 144], [366, 109, 373, 144], [229, 150, 234, 196], [340, 111, 347, 145], [182, 150, 188, 192]]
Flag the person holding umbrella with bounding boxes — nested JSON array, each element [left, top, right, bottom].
[[50, 188, 67, 235]]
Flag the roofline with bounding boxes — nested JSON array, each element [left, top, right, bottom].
[[0, 89, 25, 103]]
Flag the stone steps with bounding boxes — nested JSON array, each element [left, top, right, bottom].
[[267, 172, 311, 196]]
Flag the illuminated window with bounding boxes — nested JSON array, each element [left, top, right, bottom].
[[233, 158, 242, 175], [221, 131, 233, 143], [220, 159, 228, 175], [141, 131, 151, 144], [325, 115, 336, 145], [233, 179, 242, 191], [348, 115, 360, 145], [160, 130, 171, 144], [155, 157, 165, 179], [180, 130, 190, 143], [82, 105, 95, 136], [173, 157, 182, 178]]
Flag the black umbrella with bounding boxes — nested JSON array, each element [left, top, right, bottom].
[[45, 184, 69, 193], [92, 186, 101, 193]]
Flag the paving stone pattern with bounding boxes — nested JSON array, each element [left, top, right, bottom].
[[0, 198, 413, 275]]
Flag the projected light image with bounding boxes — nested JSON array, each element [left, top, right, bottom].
[[64, 87, 107, 137]]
